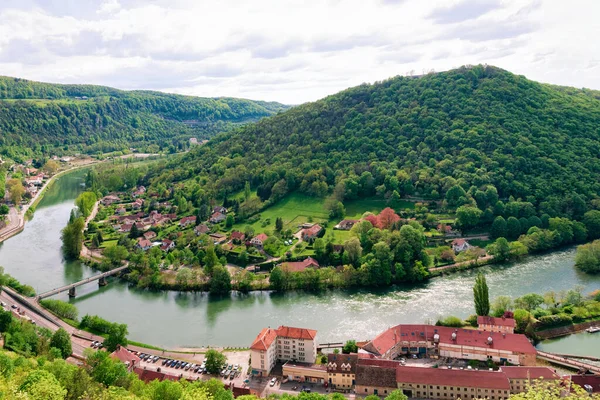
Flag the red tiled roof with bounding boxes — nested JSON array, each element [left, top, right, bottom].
[[302, 224, 322, 237], [250, 328, 278, 351], [500, 366, 559, 380], [137, 238, 152, 248], [231, 231, 245, 240], [452, 239, 467, 246], [478, 316, 516, 328], [396, 366, 511, 390], [281, 257, 319, 272], [276, 325, 317, 340], [133, 367, 180, 383], [110, 346, 140, 365], [363, 324, 536, 357], [571, 375, 600, 393], [254, 233, 268, 242]]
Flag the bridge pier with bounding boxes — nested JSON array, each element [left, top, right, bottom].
[[68, 287, 76, 298], [98, 276, 107, 286]]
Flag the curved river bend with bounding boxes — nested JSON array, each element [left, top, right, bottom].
[[0, 171, 598, 355]]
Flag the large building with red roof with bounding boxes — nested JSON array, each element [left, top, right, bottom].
[[250, 325, 318, 376], [478, 316, 516, 334], [361, 324, 536, 366]]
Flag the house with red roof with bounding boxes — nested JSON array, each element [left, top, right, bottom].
[[210, 211, 226, 224], [179, 216, 196, 227], [136, 238, 152, 251], [301, 224, 323, 241], [280, 257, 319, 273], [478, 316, 516, 334], [250, 325, 318, 376], [110, 345, 140, 371], [194, 224, 210, 235], [160, 239, 175, 252], [143, 231, 157, 240], [250, 233, 268, 249], [451, 238, 471, 252], [230, 231, 245, 243]]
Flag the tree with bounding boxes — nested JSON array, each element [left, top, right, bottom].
[[313, 238, 326, 261], [275, 217, 283, 232], [75, 191, 97, 218], [18, 369, 67, 400], [473, 272, 490, 316], [575, 240, 600, 274], [506, 217, 521, 240], [61, 217, 85, 259], [104, 323, 128, 352], [176, 267, 193, 288], [0, 204, 9, 215], [42, 160, 59, 175], [50, 328, 72, 359], [490, 216, 507, 239], [486, 237, 511, 261], [269, 266, 286, 291], [104, 245, 129, 266], [491, 296, 513, 317], [204, 349, 226, 374], [583, 210, 600, 240], [514, 293, 544, 311], [0, 308, 13, 332], [445, 185, 468, 207], [342, 340, 358, 354], [129, 223, 140, 239], [244, 181, 251, 202], [225, 215, 234, 228], [343, 237, 362, 266], [7, 178, 25, 205], [204, 246, 219, 275], [209, 265, 232, 294], [455, 206, 482, 231]]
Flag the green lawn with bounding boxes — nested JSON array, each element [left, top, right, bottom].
[[232, 193, 329, 235], [330, 229, 352, 244], [100, 239, 117, 249], [344, 197, 414, 219]]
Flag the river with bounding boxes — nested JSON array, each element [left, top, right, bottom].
[[0, 170, 598, 355]]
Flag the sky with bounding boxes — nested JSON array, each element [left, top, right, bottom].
[[0, 0, 598, 104]]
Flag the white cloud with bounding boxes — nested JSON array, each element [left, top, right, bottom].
[[0, 0, 598, 103]]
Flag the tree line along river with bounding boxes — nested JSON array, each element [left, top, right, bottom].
[[0, 169, 598, 355]]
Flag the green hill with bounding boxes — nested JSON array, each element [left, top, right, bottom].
[[152, 65, 600, 217], [0, 76, 288, 161]]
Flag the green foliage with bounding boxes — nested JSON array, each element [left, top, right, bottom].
[[75, 191, 97, 218], [40, 299, 78, 320], [473, 272, 490, 316], [49, 328, 72, 359], [104, 324, 129, 353], [342, 340, 358, 354], [209, 265, 232, 294], [436, 315, 465, 327], [61, 216, 85, 259], [18, 369, 67, 400], [0, 76, 287, 158], [79, 314, 119, 335], [204, 349, 226, 374], [575, 240, 600, 274]]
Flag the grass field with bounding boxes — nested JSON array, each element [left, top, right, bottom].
[[330, 229, 352, 244], [100, 239, 118, 248], [231, 193, 329, 235]]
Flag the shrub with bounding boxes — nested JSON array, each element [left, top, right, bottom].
[[537, 314, 573, 328], [39, 300, 78, 321], [435, 316, 465, 327]]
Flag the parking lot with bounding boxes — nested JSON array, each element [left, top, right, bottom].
[[131, 349, 251, 386]]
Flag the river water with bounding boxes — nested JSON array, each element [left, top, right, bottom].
[[0, 170, 598, 355]]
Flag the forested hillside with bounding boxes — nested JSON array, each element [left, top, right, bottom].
[[0, 76, 288, 161], [152, 65, 600, 217]]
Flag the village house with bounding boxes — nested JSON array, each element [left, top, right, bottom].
[[209, 233, 227, 245], [279, 257, 319, 273], [179, 216, 196, 227], [160, 239, 175, 252], [210, 211, 226, 224], [335, 219, 359, 230], [115, 207, 126, 215], [120, 224, 133, 233], [136, 238, 152, 251], [194, 224, 210, 235], [250, 325, 318, 376], [361, 323, 536, 366], [25, 175, 43, 186], [101, 195, 121, 206], [250, 233, 268, 249], [327, 353, 358, 390], [132, 186, 146, 198], [230, 231, 245, 243], [451, 238, 471, 253], [301, 224, 323, 241], [283, 362, 328, 384], [478, 316, 516, 334], [143, 231, 157, 240], [131, 199, 144, 209], [213, 206, 227, 214]]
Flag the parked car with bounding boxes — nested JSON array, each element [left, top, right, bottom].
[[0, 302, 6, 307], [220, 369, 226, 376], [270, 377, 277, 387], [229, 374, 235, 380], [233, 364, 239, 371], [153, 356, 159, 363]]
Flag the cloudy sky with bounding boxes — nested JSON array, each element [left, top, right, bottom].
[[0, 0, 598, 104]]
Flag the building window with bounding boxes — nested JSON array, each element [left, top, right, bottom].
[[365, 389, 368, 393]]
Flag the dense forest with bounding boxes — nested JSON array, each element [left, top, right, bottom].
[[0, 76, 288, 161], [149, 65, 600, 218]]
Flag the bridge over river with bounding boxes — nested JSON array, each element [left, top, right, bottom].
[[537, 350, 600, 374], [36, 265, 129, 299]]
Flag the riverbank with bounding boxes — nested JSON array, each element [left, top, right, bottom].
[[536, 319, 600, 339], [0, 159, 99, 244]]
